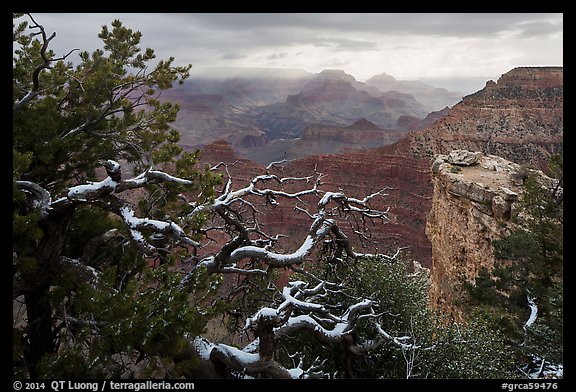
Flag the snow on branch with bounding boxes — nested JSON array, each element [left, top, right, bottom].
[[245, 281, 326, 328], [524, 292, 538, 330], [241, 279, 376, 345], [64, 159, 188, 194], [286, 355, 329, 379], [265, 159, 289, 171], [273, 301, 373, 343], [223, 276, 425, 377], [67, 177, 118, 201], [66, 160, 195, 200], [115, 169, 193, 192], [119, 205, 199, 251], [374, 324, 420, 351], [181, 162, 393, 281], [185, 263, 423, 378], [228, 232, 319, 267], [60, 160, 200, 254], [187, 163, 321, 218], [192, 337, 292, 378]]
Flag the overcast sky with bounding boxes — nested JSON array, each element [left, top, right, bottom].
[[28, 13, 562, 85]]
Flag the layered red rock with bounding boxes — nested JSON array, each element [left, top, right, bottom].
[[388, 67, 563, 168], [199, 140, 433, 267], [301, 119, 405, 146], [281, 150, 432, 265]]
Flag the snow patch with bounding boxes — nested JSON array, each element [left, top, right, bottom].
[[120, 206, 180, 233], [318, 192, 345, 207], [255, 307, 279, 318], [242, 338, 259, 353], [525, 294, 538, 329], [193, 337, 215, 360], [67, 177, 117, 200], [287, 367, 304, 379], [282, 285, 324, 311], [124, 176, 147, 186], [106, 160, 121, 171], [216, 343, 261, 365]]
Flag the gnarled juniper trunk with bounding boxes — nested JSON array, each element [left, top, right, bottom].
[[23, 285, 55, 378], [22, 204, 75, 377]]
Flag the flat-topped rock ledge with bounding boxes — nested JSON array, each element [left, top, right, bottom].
[[431, 150, 523, 220]]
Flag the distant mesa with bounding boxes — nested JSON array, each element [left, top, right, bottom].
[[365, 72, 463, 112], [365, 72, 397, 84], [345, 118, 381, 130], [316, 69, 357, 82]]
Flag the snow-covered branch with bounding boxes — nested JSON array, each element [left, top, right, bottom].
[[273, 302, 373, 344], [286, 355, 330, 379], [67, 177, 119, 201], [118, 205, 199, 252], [195, 276, 424, 379], [191, 337, 292, 378], [115, 169, 193, 192], [244, 279, 373, 345], [375, 324, 420, 351], [524, 292, 538, 330], [61, 160, 200, 255], [213, 187, 385, 269], [187, 165, 320, 218], [54, 193, 196, 260]]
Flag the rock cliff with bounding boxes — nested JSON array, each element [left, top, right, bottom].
[[426, 150, 552, 319], [389, 67, 563, 168]]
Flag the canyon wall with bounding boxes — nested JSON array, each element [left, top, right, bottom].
[[199, 140, 433, 267], [281, 148, 433, 265], [427, 150, 527, 320], [389, 67, 563, 168]]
